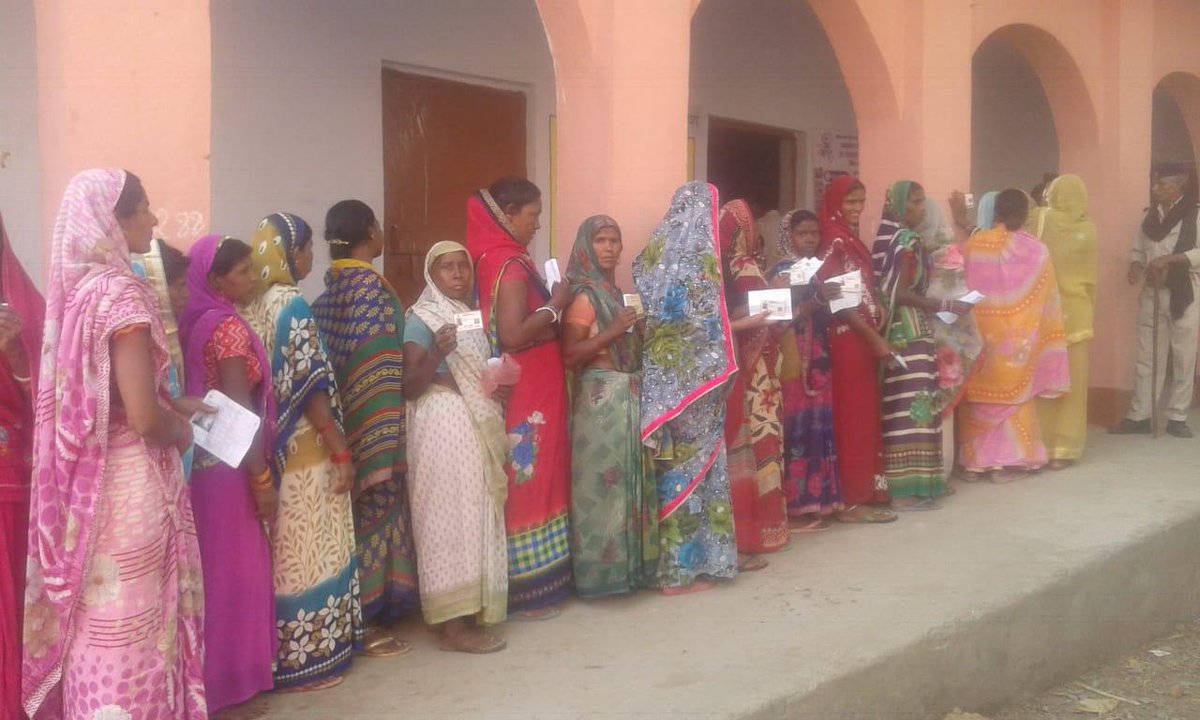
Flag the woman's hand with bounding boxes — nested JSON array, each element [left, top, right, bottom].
[[330, 459, 354, 495], [172, 396, 216, 418], [1128, 262, 1145, 286], [948, 190, 970, 231], [433, 324, 458, 358], [492, 384, 514, 403], [816, 282, 842, 304], [253, 484, 278, 521], [609, 307, 638, 335], [948, 300, 975, 316], [0, 306, 23, 357], [769, 274, 791, 290], [549, 280, 573, 311], [173, 417, 194, 454], [870, 333, 895, 360], [730, 310, 772, 333]]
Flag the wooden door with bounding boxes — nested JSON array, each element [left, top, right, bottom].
[[381, 68, 527, 305]]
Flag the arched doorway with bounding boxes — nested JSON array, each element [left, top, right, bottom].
[[1152, 72, 1200, 176], [689, 0, 858, 265]]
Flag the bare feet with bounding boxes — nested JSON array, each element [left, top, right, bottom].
[[737, 553, 769, 572], [660, 579, 716, 596], [508, 606, 561, 622], [438, 620, 506, 654]]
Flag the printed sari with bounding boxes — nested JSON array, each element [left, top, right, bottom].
[[718, 200, 789, 553], [770, 210, 842, 517], [815, 176, 890, 507], [634, 182, 738, 589], [961, 227, 1069, 470], [243, 213, 363, 689], [181, 234, 277, 712], [872, 181, 945, 499], [565, 216, 657, 597], [1, 212, 43, 719], [311, 258, 420, 624], [23, 169, 206, 719], [466, 190, 572, 611], [405, 241, 509, 624], [1034, 175, 1097, 461]]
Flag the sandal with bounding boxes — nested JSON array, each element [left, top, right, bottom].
[[660, 579, 715, 596], [438, 627, 507, 654], [791, 516, 833, 533], [276, 676, 344, 693], [737, 553, 769, 572], [955, 469, 990, 483], [508, 606, 561, 622], [361, 634, 412, 658], [836, 505, 898, 524], [891, 498, 942, 512]]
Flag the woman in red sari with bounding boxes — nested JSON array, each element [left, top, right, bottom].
[[0, 212, 43, 719], [717, 200, 789, 567], [815, 177, 897, 524], [466, 177, 574, 619]]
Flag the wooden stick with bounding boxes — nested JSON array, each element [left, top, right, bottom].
[[1077, 682, 1141, 706], [1152, 287, 1161, 439]]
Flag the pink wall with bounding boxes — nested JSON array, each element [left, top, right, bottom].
[[36, 0, 212, 253]]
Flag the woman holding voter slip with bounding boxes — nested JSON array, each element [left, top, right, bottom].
[[562, 215, 658, 598], [403, 241, 511, 652], [814, 176, 897, 524]]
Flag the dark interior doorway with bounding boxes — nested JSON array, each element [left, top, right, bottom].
[[706, 116, 797, 216]]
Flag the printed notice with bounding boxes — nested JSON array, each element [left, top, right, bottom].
[[455, 310, 484, 333], [788, 257, 825, 286], [190, 389, 262, 469], [747, 288, 793, 321], [935, 290, 986, 324], [826, 270, 864, 314]]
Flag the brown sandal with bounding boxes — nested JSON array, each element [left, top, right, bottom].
[[361, 634, 412, 657], [737, 553, 769, 572], [438, 627, 507, 654]]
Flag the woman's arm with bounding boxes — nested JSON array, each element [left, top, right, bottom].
[[303, 391, 354, 494], [218, 356, 275, 519], [403, 324, 457, 400], [112, 327, 191, 449], [496, 274, 573, 350], [837, 309, 892, 359], [561, 301, 637, 369]]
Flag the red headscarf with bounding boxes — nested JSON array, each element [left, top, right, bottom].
[[465, 190, 548, 343], [0, 213, 45, 396], [819, 175, 865, 254]]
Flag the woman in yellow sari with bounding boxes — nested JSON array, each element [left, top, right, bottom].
[[1033, 175, 1097, 469]]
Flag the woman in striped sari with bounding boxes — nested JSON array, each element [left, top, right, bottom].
[[562, 215, 657, 598], [311, 200, 417, 652], [242, 213, 363, 689]]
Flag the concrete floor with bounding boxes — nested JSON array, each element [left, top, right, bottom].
[[259, 422, 1200, 719]]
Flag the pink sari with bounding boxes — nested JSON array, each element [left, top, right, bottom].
[[22, 169, 206, 719]]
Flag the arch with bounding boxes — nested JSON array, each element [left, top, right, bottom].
[[1153, 71, 1200, 171]]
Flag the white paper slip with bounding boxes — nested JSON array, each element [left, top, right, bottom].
[[622, 293, 644, 333], [544, 258, 562, 286], [455, 310, 483, 333], [788, 257, 825, 286], [935, 290, 987, 324], [747, 288, 793, 321], [190, 389, 262, 469], [827, 270, 863, 314]]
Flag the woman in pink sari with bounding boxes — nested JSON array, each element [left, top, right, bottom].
[[22, 169, 208, 719], [1, 211, 44, 720]]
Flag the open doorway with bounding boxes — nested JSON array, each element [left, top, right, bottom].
[[381, 68, 527, 304], [706, 116, 797, 217]]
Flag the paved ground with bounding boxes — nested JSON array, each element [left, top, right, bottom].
[[233, 421, 1200, 720]]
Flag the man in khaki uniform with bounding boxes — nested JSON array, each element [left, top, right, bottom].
[[1111, 164, 1200, 438]]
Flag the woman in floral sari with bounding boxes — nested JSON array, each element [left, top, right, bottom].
[[562, 215, 657, 597], [23, 169, 207, 719], [466, 177, 573, 618], [769, 210, 842, 530], [718, 200, 788, 563], [815, 176, 896, 523], [1, 212, 43, 719], [311, 200, 418, 649], [242, 213, 363, 690], [403, 241, 509, 652], [181, 234, 276, 712], [872, 181, 972, 507], [1033, 175, 1097, 469], [634, 182, 739, 595], [960, 189, 1069, 481]]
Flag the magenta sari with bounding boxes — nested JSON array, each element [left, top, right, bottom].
[[22, 169, 206, 719]]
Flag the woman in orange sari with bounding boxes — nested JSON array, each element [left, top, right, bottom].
[[960, 189, 1069, 481]]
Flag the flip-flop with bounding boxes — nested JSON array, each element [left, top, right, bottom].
[[791, 516, 833, 533], [737, 554, 769, 572], [660, 579, 715, 596], [508, 606, 561, 622], [438, 631, 507, 654], [892, 498, 943, 512], [836, 506, 898, 524], [276, 676, 344, 693], [361, 635, 411, 658]]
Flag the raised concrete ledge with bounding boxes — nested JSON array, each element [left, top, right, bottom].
[[266, 425, 1200, 719]]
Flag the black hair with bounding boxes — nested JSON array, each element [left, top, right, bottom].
[[159, 240, 189, 285], [113, 171, 146, 219], [324, 200, 377, 261], [789, 210, 820, 228], [209, 237, 252, 277], [488, 176, 541, 213], [994, 189, 1029, 230]]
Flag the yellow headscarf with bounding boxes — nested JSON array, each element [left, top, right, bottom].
[[1037, 174, 1097, 343]]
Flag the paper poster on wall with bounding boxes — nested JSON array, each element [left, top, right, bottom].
[[811, 130, 859, 208]]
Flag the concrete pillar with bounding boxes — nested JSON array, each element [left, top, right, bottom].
[[35, 0, 212, 253]]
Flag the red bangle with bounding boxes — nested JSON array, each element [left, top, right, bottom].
[[331, 450, 352, 464]]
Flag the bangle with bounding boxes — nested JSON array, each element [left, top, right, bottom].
[[11, 372, 30, 384], [251, 468, 273, 490], [535, 305, 560, 324], [312, 419, 331, 434], [331, 449, 352, 464]]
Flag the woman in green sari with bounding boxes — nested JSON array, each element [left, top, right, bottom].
[[562, 216, 656, 597]]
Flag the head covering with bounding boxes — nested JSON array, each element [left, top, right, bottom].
[[179, 234, 276, 448], [884, 181, 918, 226], [975, 191, 999, 231], [872, 179, 926, 312], [819, 175, 865, 254], [0, 213, 45, 394], [633, 181, 736, 519], [719, 199, 772, 374], [410, 241, 508, 511], [775, 209, 820, 265], [23, 169, 178, 713], [565, 215, 642, 372], [1037, 174, 1098, 344], [251, 212, 312, 292], [1143, 166, 1198, 319]]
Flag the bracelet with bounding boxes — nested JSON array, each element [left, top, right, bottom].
[[331, 449, 352, 464], [251, 468, 273, 490], [535, 305, 560, 324], [11, 372, 30, 384]]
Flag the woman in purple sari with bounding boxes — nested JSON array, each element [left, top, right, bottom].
[[180, 234, 277, 712]]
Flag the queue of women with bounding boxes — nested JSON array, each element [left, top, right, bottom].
[[0, 166, 1097, 719]]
